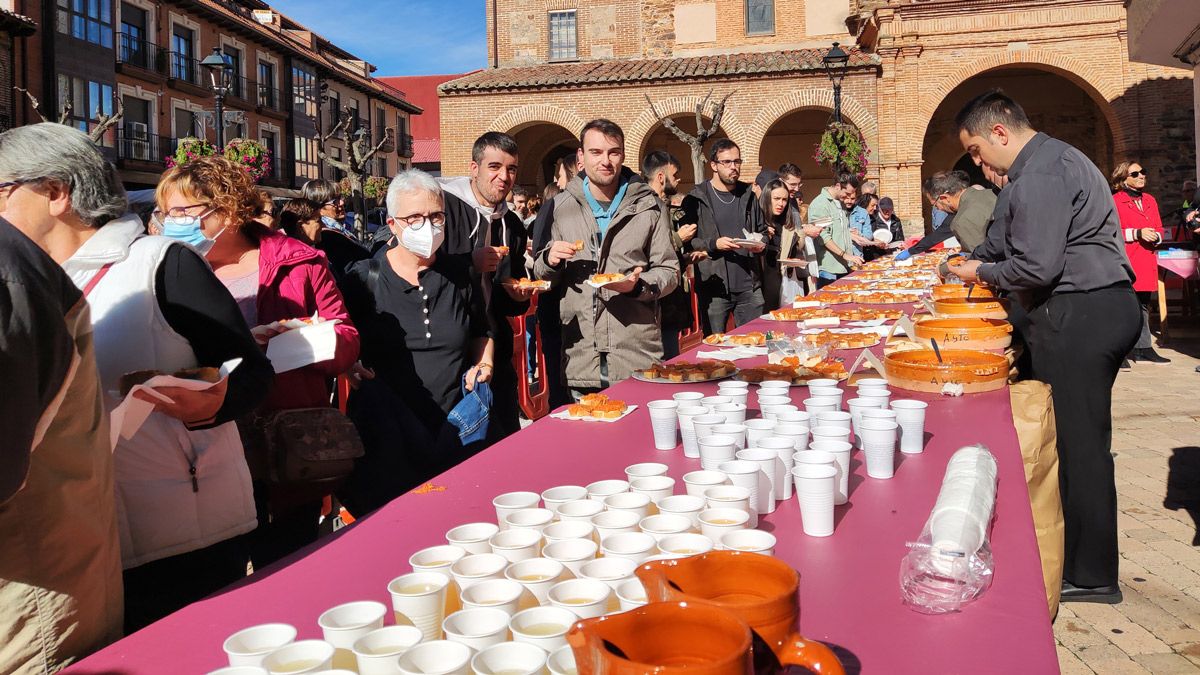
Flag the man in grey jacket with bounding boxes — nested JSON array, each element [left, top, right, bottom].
[[533, 119, 679, 395]]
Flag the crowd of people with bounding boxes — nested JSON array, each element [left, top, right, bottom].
[[3, 86, 1198, 669]]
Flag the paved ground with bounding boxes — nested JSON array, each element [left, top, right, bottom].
[[1056, 336, 1200, 674]]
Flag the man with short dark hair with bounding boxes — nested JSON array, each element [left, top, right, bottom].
[[681, 138, 768, 333], [642, 150, 695, 358], [777, 163, 805, 220], [925, 170, 995, 254], [951, 90, 1140, 604], [509, 185, 533, 222], [534, 119, 678, 395], [809, 172, 863, 286]]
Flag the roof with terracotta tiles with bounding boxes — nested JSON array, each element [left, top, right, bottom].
[[440, 48, 880, 94], [0, 7, 36, 35], [411, 138, 440, 164]]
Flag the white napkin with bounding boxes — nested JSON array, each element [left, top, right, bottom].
[[266, 322, 339, 374], [109, 358, 242, 449], [696, 346, 768, 361]]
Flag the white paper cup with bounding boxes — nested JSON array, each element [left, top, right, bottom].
[[541, 538, 598, 576], [492, 492, 540, 530], [720, 529, 777, 555], [743, 418, 777, 448], [547, 578, 612, 619], [578, 556, 638, 601], [858, 418, 898, 479], [890, 399, 928, 454], [410, 545, 468, 581], [590, 509, 641, 542], [691, 413, 727, 445], [504, 509, 555, 533], [352, 625, 424, 675], [488, 528, 543, 563], [858, 389, 891, 409], [698, 434, 738, 471], [736, 448, 778, 514], [763, 404, 799, 421], [541, 520, 595, 546], [629, 475, 676, 504], [389, 572, 452, 641], [776, 409, 811, 425], [657, 532, 715, 558], [625, 462, 669, 482], [509, 606, 576, 653], [656, 494, 706, 528], [772, 423, 810, 453], [207, 668, 269, 675], [616, 578, 648, 611], [716, 388, 748, 407], [599, 531, 657, 564], [647, 400, 680, 450], [792, 464, 837, 537], [847, 397, 884, 446], [604, 491, 652, 519], [450, 554, 509, 593], [700, 395, 731, 411], [262, 640, 335, 674], [672, 391, 706, 404], [554, 499, 605, 522], [757, 437, 797, 500], [704, 484, 752, 514], [541, 486, 588, 512], [442, 607, 511, 653], [397, 640, 472, 675], [638, 513, 694, 541], [683, 470, 729, 496], [224, 623, 298, 667], [810, 425, 852, 447], [585, 479, 629, 502], [470, 641, 548, 675], [757, 394, 792, 408], [447, 523, 501, 555], [793, 450, 835, 468], [804, 397, 841, 415], [547, 645, 577, 675], [719, 380, 750, 390], [854, 377, 888, 393], [713, 403, 747, 426], [698, 507, 749, 540], [806, 378, 840, 389], [504, 557, 568, 608], [814, 410, 852, 430], [318, 601, 387, 671], [808, 440, 853, 505], [676, 405, 709, 458], [717, 460, 760, 525], [711, 423, 747, 450], [460, 578, 524, 617], [860, 407, 897, 422], [808, 387, 843, 408], [758, 380, 792, 392]]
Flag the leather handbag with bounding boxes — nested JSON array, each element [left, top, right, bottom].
[[447, 374, 492, 445], [239, 407, 365, 486]]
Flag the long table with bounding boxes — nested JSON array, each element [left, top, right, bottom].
[[67, 284, 1059, 674]]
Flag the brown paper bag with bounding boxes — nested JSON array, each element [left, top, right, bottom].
[[1009, 380, 1065, 617]]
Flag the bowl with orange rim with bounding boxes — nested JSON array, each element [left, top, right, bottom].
[[882, 348, 1010, 393], [931, 284, 997, 301], [932, 296, 1010, 321], [913, 318, 1013, 352]]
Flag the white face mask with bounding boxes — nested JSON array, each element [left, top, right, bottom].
[[398, 219, 444, 258]]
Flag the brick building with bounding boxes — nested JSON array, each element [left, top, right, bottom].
[[440, 0, 1195, 232], [0, 6, 35, 132], [379, 73, 475, 176], [8, 0, 419, 190]]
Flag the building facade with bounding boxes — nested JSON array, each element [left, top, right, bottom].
[[379, 73, 474, 176], [440, 0, 1195, 232], [9, 0, 418, 190]]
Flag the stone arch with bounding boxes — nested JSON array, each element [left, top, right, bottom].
[[625, 93, 750, 163], [488, 104, 588, 138], [915, 49, 1126, 157], [747, 88, 879, 162]]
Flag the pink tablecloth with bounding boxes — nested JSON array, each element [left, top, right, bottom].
[[67, 307, 1058, 675], [1159, 255, 1200, 280]]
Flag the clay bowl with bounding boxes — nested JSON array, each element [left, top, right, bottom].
[[932, 296, 1010, 321], [883, 348, 1009, 394], [931, 284, 997, 301], [913, 318, 1012, 352]]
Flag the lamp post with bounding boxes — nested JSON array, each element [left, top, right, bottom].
[[200, 48, 233, 149], [823, 42, 851, 173]]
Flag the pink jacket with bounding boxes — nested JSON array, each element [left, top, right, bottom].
[[255, 231, 360, 410]]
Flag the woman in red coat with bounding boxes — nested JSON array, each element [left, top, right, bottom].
[[1112, 161, 1169, 366]]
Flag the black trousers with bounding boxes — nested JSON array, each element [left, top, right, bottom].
[[1024, 285, 1140, 588], [123, 534, 248, 633], [699, 286, 764, 335]]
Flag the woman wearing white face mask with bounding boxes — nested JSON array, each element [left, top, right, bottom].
[[339, 169, 495, 515]]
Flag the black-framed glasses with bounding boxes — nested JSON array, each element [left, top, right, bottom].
[[391, 211, 446, 227], [1129, 171, 1145, 178], [715, 159, 744, 167]]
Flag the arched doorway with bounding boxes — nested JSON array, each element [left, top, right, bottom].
[[758, 108, 856, 204], [638, 114, 729, 195], [510, 122, 579, 193], [921, 66, 1117, 226]]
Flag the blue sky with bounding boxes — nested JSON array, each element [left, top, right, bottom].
[[277, 0, 488, 76]]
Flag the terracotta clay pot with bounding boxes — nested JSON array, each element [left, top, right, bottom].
[[913, 317, 1013, 351], [931, 284, 997, 301], [635, 551, 845, 675], [882, 348, 1010, 393], [932, 296, 1010, 320]]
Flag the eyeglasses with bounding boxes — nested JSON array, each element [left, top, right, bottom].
[[1128, 171, 1145, 178], [325, 199, 345, 207], [150, 203, 211, 223], [715, 159, 744, 167], [0, 179, 31, 197], [391, 211, 447, 227]]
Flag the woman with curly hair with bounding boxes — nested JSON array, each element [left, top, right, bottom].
[[155, 156, 360, 568]]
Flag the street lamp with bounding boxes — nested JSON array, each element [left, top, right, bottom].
[[200, 47, 233, 148], [823, 42, 850, 124]]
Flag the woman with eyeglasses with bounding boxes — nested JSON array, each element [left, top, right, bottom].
[[302, 178, 349, 234], [1112, 161, 1170, 367], [154, 156, 360, 568], [338, 169, 494, 515], [279, 197, 369, 283]]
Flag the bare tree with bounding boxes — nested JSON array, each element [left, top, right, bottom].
[[14, 87, 124, 144], [644, 89, 735, 183], [313, 104, 392, 239]]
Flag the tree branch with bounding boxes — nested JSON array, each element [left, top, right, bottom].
[[355, 126, 392, 166], [89, 96, 124, 144], [14, 87, 52, 123], [705, 90, 736, 141], [695, 89, 713, 140], [644, 93, 697, 147]]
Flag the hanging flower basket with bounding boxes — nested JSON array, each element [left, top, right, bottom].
[[223, 137, 271, 183], [813, 123, 871, 178], [363, 175, 390, 200], [165, 136, 216, 169]]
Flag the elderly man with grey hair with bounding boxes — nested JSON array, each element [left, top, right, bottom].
[[339, 168, 495, 515]]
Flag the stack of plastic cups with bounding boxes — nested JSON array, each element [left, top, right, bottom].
[[858, 418, 899, 479], [757, 381, 791, 403], [808, 386, 843, 409], [808, 440, 852, 505], [712, 423, 747, 451], [717, 382, 749, 407], [793, 450, 835, 473], [714, 403, 747, 426], [676, 405, 709, 459], [791, 464, 837, 537], [860, 407, 898, 427], [804, 396, 840, 416], [757, 437, 797, 500], [700, 395, 731, 413], [891, 400, 929, 454], [718, 460, 761, 525], [847, 397, 885, 447], [930, 446, 999, 573], [743, 419, 776, 448], [758, 395, 790, 418], [646, 400, 679, 451], [697, 435, 737, 471], [735, 447, 778, 514], [773, 422, 810, 454], [857, 388, 891, 410], [810, 425, 852, 448], [853, 378, 889, 395]]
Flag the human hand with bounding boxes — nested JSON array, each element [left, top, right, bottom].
[[845, 255, 865, 267], [766, 226, 776, 238], [715, 237, 741, 251], [473, 246, 505, 273], [744, 240, 767, 254], [503, 282, 538, 301], [802, 225, 824, 238], [134, 377, 228, 427], [688, 251, 709, 263], [1186, 210, 1198, 223], [605, 267, 642, 294], [895, 249, 912, 262], [678, 223, 697, 243], [251, 324, 285, 346], [547, 241, 579, 267], [1138, 228, 1161, 244], [951, 259, 983, 283], [464, 363, 493, 391], [347, 361, 375, 389]]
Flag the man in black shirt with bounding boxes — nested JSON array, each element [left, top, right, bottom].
[[682, 139, 768, 333], [952, 90, 1140, 604]]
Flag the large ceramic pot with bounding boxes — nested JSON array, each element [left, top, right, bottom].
[[883, 348, 1009, 393], [932, 297, 1010, 320], [913, 318, 1012, 351]]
